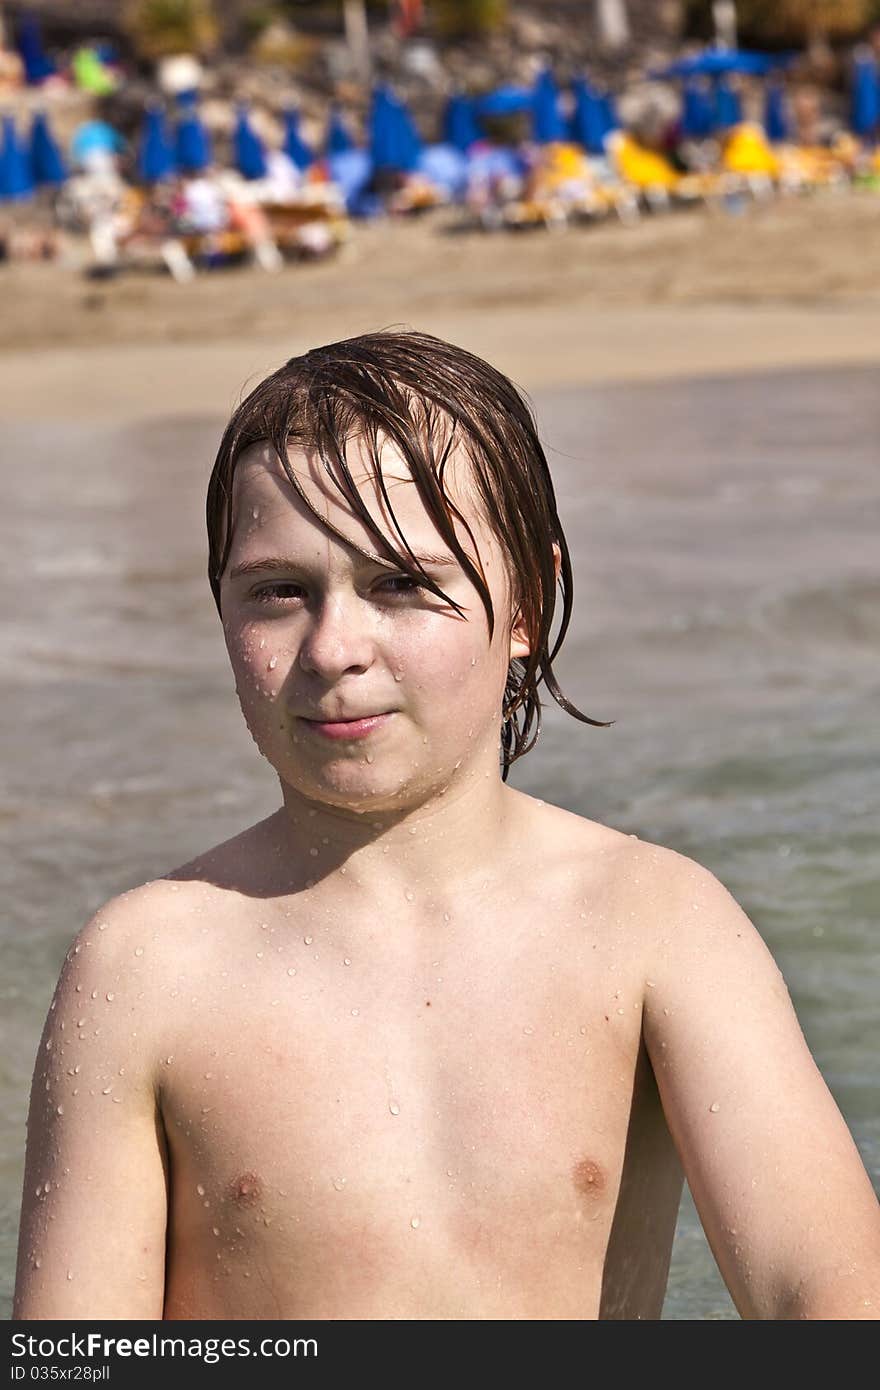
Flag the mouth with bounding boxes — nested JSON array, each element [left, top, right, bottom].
[[299, 712, 394, 741]]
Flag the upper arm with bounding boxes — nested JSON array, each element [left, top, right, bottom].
[[642, 854, 880, 1320], [14, 898, 169, 1320]]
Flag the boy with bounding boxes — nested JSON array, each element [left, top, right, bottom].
[[13, 330, 880, 1320]]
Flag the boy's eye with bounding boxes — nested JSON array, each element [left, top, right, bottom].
[[251, 582, 304, 604], [378, 575, 423, 595]]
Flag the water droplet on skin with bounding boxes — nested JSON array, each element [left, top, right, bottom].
[[256, 951, 264, 959], [268, 656, 277, 670], [212, 1227, 220, 1237], [106, 993, 115, 1002], [134, 947, 144, 957], [34, 1258, 42, 1269], [405, 890, 415, 902], [709, 1101, 721, 1113], [252, 507, 260, 520], [389, 1101, 400, 1116], [287, 968, 296, 977], [332, 1177, 347, 1191], [102, 1087, 112, 1095], [91, 991, 97, 1001], [350, 1008, 360, 1016], [197, 1184, 205, 1196], [411, 1216, 421, 1229], [304, 935, 313, 945], [67, 1270, 73, 1281], [343, 958, 351, 966], [165, 1056, 174, 1066], [309, 847, 318, 857], [523, 1025, 534, 1036]]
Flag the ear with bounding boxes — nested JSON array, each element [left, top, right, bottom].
[[508, 543, 561, 661]]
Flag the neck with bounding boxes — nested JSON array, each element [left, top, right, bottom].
[[273, 757, 524, 905]]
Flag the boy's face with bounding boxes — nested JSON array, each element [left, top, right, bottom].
[[219, 438, 532, 814]]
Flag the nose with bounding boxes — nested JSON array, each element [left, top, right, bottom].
[[297, 589, 377, 682]]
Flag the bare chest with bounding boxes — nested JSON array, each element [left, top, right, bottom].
[[157, 896, 662, 1317]]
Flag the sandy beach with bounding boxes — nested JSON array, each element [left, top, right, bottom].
[[4, 186, 880, 419]]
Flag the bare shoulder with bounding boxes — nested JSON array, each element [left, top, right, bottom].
[[523, 793, 777, 968]]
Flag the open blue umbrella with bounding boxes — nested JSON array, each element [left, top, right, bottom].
[[443, 94, 480, 151], [137, 107, 175, 183], [532, 68, 566, 143], [283, 109, 314, 170], [474, 86, 532, 120], [326, 107, 356, 156], [714, 77, 742, 129], [570, 77, 606, 154], [851, 53, 880, 138], [17, 13, 55, 85], [175, 91, 212, 172], [681, 80, 715, 139], [764, 83, 789, 142], [29, 111, 67, 185], [0, 115, 34, 200], [652, 49, 778, 80], [234, 106, 267, 180]]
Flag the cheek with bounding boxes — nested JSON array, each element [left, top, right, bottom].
[[224, 622, 289, 706]]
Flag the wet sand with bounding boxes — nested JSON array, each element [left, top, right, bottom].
[[3, 189, 880, 418]]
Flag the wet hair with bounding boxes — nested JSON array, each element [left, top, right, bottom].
[[207, 328, 611, 780]]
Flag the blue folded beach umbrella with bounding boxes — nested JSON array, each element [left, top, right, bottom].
[[175, 91, 212, 172], [443, 94, 480, 151], [0, 114, 34, 200], [283, 108, 314, 170], [17, 13, 55, 85], [29, 111, 67, 185], [570, 77, 607, 153], [137, 107, 175, 183], [681, 80, 715, 139], [532, 68, 566, 143], [851, 53, 880, 138], [234, 106, 268, 180], [714, 77, 742, 129], [369, 86, 422, 172], [763, 83, 789, 143], [599, 92, 620, 137], [326, 107, 356, 156], [369, 86, 399, 169]]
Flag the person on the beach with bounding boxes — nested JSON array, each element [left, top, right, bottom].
[[13, 331, 880, 1320]]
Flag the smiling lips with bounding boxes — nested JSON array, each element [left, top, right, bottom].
[[300, 713, 394, 740]]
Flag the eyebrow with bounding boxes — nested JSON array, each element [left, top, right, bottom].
[[228, 552, 460, 581]]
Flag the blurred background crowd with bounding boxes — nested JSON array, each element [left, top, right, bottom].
[[2, 1, 880, 279]]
